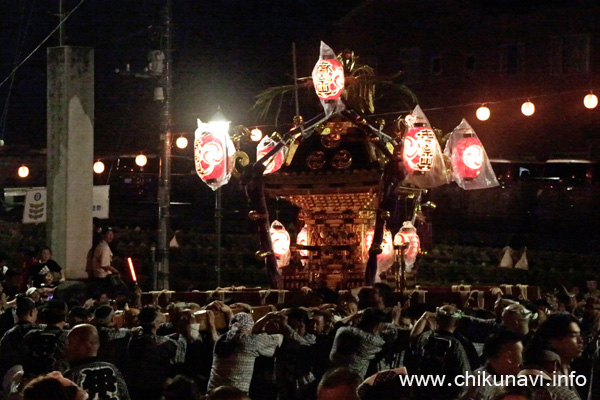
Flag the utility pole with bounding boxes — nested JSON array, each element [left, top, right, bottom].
[[157, 0, 172, 290]]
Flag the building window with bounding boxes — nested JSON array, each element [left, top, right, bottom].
[[501, 43, 524, 75], [431, 56, 442, 75], [551, 35, 590, 75], [465, 54, 476, 72]]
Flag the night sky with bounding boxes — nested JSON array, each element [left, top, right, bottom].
[[0, 0, 364, 154]]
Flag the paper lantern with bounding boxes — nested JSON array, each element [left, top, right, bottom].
[[312, 58, 345, 101], [270, 220, 291, 269], [93, 161, 105, 174], [296, 226, 308, 258], [521, 101, 535, 116], [176, 136, 188, 149], [194, 117, 234, 190], [584, 93, 598, 109], [394, 221, 420, 272], [18, 165, 29, 178], [195, 134, 227, 180], [256, 135, 286, 175], [250, 128, 263, 142], [402, 127, 437, 173], [364, 227, 395, 280], [476, 106, 490, 121], [135, 154, 147, 167], [452, 136, 484, 178]]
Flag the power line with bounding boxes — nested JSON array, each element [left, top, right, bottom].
[[0, 0, 87, 90]]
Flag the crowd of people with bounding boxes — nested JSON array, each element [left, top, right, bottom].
[[0, 242, 599, 400]]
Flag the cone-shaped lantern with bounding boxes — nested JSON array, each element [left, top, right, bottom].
[[444, 119, 499, 190], [401, 106, 450, 189]]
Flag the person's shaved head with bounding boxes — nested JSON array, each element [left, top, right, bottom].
[[66, 324, 100, 362]]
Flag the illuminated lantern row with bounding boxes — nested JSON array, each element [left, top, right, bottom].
[[394, 221, 420, 273], [452, 136, 484, 178], [194, 117, 235, 190], [312, 58, 345, 101], [256, 135, 286, 175], [270, 220, 291, 269], [403, 127, 437, 173]]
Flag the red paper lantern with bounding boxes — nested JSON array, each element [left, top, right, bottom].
[[402, 127, 437, 173], [312, 59, 345, 101], [256, 137, 285, 175], [364, 228, 394, 261], [296, 226, 308, 258], [271, 229, 290, 257], [270, 220, 291, 269], [453, 136, 484, 178], [394, 231, 420, 263], [194, 133, 227, 181]]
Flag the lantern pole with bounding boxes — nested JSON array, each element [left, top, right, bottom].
[[215, 187, 222, 287], [157, 0, 172, 290]]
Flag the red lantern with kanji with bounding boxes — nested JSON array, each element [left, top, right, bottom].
[[452, 136, 484, 178], [312, 59, 345, 101], [257, 135, 286, 175], [402, 127, 437, 173]]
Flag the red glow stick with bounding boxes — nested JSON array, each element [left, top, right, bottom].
[[127, 257, 137, 282]]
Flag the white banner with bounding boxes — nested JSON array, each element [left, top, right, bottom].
[[23, 189, 47, 223], [93, 185, 110, 219], [22, 186, 110, 223]]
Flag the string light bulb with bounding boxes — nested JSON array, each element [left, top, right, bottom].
[[18, 165, 29, 178], [521, 101, 535, 116], [476, 106, 490, 121], [93, 161, 105, 174], [135, 154, 147, 167], [250, 128, 263, 142], [584, 93, 598, 109], [176, 136, 188, 149]]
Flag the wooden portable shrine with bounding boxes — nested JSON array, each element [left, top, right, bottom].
[[263, 118, 384, 289]]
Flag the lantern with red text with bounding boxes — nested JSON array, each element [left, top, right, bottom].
[[296, 225, 309, 267], [312, 41, 345, 117], [256, 135, 286, 175], [393, 221, 420, 273], [364, 227, 395, 282], [194, 117, 235, 190], [402, 127, 437, 173], [312, 59, 344, 101], [400, 105, 450, 189], [270, 220, 291, 269], [444, 118, 499, 190], [453, 136, 484, 178]]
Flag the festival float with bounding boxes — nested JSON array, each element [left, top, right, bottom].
[[193, 42, 499, 294]]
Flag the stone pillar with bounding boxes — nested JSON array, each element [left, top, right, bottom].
[[47, 47, 93, 279]]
